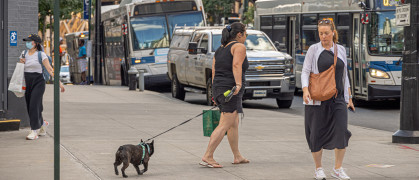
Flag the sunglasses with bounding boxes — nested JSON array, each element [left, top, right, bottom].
[[318, 19, 333, 25]]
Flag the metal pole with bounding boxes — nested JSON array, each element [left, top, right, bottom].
[[94, 0, 102, 84], [393, 0, 419, 144], [88, 0, 92, 84], [53, 0, 61, 179]]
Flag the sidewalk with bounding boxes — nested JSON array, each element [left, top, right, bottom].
[[1, 85, 418, 180]]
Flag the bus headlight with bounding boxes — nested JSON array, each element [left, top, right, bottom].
[[369, 68, 390, 79], [285, 68, 291, 73]]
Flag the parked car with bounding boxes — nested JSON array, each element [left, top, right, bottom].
[[60, 65, 71, 84], [167, 27, 295, 108]]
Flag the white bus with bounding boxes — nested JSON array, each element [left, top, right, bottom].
[[254, 0, 404, 102], [100, 0, 206, 86]]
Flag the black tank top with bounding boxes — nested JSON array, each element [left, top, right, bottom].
[[213, 42, 249, 87]]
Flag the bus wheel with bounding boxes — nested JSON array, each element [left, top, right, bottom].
[[206, 78, 214, 106], [171, 74, 185, 100], [276, 98, 293, 108]]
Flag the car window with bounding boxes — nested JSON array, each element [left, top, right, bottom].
[[192, 33, 202, 43], [199, 34, 208, 50]]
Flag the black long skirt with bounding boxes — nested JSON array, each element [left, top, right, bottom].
[[304, 96, 352, 152]]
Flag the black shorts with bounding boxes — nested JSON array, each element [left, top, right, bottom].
[[213, 86, 244, 113]]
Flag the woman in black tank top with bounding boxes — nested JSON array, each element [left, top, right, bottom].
[[200, 22, 249, 168]]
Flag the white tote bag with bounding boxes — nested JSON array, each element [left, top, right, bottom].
[[8, 63, 26, 97]]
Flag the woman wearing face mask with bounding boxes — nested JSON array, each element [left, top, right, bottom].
[[301, 19, 355, 180], [19, 34, 65, 140]]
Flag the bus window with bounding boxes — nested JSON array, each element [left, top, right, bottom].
[[337, 13, 351, 57], [260, 16, 273, 38], [167, 12, 204, 37], [130, 15, 170, 50], [367, 11, 404, 56], [273, 15, 287, 53], [302, 30, 317, 53], [303, 15, 317, 25], [319, 14, 335, 22]]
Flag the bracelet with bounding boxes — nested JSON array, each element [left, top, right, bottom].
[[236, 84, 241, 87]]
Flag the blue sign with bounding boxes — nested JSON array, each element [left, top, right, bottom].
[[10, 31, 17, 46], [83, 0, 89, 20]]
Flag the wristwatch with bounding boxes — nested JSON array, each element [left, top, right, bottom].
[[349, 95, 353, 99]]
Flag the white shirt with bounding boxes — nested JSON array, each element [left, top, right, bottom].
[[301, 42, 351, 103], [20, 50, 48, 73]]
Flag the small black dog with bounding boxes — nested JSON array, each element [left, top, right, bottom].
[[114, 140, 154, 178]]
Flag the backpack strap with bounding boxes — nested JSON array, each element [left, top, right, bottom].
[[22, 50, 28, 58], [38, 51, 43, 66]]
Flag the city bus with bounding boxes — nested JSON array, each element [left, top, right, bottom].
[[100, 0, 206, 86], [254, 0, 404, 102]]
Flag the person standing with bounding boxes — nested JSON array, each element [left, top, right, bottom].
[[200, 22, 249, 168], [301, 18, 355, 180], [19, 34, 65, 140], [77, 39, 87, 84]]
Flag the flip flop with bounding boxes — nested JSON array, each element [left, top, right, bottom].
[[232, 159, 250, 164], [199, 161, 223, 168]]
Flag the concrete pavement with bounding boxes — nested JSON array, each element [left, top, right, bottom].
[[0, 85, 418, 180]]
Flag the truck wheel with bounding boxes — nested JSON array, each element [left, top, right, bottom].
[[171, 74, 185, 100], [206, 78, 214, 106], [276, 98, 293, 108]]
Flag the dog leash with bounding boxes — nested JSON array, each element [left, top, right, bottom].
[[144, 105, 219, 142], [144, 86, 238, 142]]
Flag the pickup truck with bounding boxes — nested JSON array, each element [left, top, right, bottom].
[[167, 27, 295, 108]]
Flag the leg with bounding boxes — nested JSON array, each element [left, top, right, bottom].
[[334, 148, 346, 169], [28, 77, 45, 130], [114, 159, 122, 175], [227, 113, 248, 164], [202, 111, 237, 167], [142, 161, 148, 174], [134, 164, 142, 175], [311, 149, 323, 169], [121, 160, 129, 178]]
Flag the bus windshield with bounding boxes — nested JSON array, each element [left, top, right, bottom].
[[212, 34, 276, 51], [367, 11, 404, 56], [167, 11, 204, 37], [130, 15, 170, 50]]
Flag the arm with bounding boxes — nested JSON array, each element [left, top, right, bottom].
[[42, 59, 65, 92], [231, 43, 246, 94], [301, 46, 315, 103]]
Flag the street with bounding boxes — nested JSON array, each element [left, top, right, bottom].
[[1, 85, 418, 180], [154, 85, 401, 132]]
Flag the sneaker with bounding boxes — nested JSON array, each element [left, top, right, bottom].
[[331, 167, 350, 180], [38, 120, 49, 136], [26, 130, 39, 140], [314, 167, 327, 180]]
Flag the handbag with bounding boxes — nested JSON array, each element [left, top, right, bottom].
[[8, 63, 26, 98], [202, 110, 221, 137], [308, 44, 338, 101]]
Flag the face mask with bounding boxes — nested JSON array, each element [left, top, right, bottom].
[[26, 42, 34, 49]]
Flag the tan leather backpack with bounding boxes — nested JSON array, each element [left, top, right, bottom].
[[308, 44, 338, 101]]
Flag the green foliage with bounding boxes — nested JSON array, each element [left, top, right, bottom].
[[243, 5, 254, 25], [203, 0, 233, 25], [38, 0, 84, 37]]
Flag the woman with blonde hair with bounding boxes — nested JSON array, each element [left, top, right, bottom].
[[301, 19, 355, 180]]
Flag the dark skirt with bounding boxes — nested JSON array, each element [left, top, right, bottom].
[[304, 96, 351, 152], [213, 85, 244, 113]]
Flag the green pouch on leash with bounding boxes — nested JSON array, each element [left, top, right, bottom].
[[202, 110, 221, 137]]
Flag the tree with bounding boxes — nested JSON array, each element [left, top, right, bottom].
[[243, 5, 254, 25], [38, 0, 84, 43], [203, 0, 233, 25]]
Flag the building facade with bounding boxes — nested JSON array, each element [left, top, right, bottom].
[[1, 0, 39, 127]]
